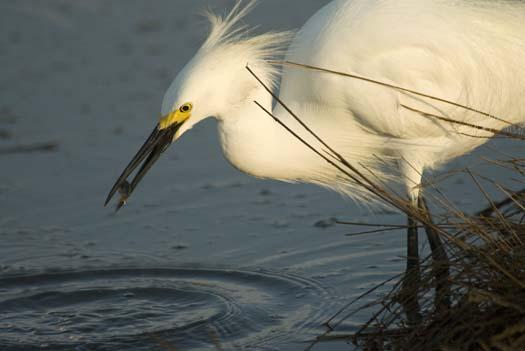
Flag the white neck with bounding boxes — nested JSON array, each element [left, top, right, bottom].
[[216, 87, 324, 182]]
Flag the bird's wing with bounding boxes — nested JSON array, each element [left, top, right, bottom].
[[278, 0, 525, 140]]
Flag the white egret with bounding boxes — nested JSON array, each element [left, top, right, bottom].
[[105, 0, 525, 317]]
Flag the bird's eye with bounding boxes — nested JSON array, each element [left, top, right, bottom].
[[180, 103, 192, 113]]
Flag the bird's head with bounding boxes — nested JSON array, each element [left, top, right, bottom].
[[105, 0, 291, 210]]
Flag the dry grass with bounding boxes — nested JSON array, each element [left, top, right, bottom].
[[339, 184, 525, 351]]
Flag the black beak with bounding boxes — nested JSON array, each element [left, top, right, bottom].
[[104, 122, 183, 211]]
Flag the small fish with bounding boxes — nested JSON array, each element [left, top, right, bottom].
[[116, 181, 132, 212]]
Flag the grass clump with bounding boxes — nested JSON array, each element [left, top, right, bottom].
[[326, 184, 525, 351]]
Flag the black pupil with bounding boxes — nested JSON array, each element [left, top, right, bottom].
[[181, 105, 189, 112]]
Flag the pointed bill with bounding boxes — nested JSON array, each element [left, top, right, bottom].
[[104, 122, 181, 211]]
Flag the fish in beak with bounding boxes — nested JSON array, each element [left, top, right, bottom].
[[105, 104, 192, 211]]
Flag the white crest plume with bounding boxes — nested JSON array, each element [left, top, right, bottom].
[[200, 0, 293, 88]]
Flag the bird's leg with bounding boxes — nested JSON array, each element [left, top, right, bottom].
[[399, 215, 422, 325], [418, 196, 451, 312]]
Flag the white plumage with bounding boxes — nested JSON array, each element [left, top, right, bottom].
[[104, 1, 525, 319], [160, 0, 525, 204], [107, 0, 525, 210]]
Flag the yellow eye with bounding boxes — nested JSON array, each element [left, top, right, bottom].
[[159, 102, 193, 130], [179, 103, 193, 113]]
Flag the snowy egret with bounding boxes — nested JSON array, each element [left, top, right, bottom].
[[105, 0, 525, 313]]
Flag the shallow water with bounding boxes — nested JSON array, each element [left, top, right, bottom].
[[1, 267, 336, 350], [1, 1, 522, 350]]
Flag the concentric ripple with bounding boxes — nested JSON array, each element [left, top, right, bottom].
[[0, 267, 334, 350]]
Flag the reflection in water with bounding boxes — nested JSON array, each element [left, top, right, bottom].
[[0, 267, 335, 350]]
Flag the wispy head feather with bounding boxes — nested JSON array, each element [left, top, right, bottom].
[[199, 0, 293, 87], [201, 0, 257, 49]]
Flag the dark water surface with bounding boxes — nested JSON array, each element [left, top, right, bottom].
[[1, 1, 521, 350], [1, 267, 336, 350]]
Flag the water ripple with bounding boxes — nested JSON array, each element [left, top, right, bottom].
[[0, 267, 335, 350]]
